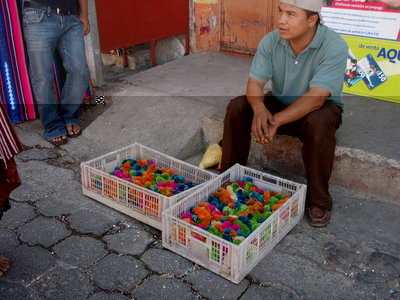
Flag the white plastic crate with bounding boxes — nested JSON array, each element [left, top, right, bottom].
[[81, 143, 216, 229], [162, 164, 306, 283]]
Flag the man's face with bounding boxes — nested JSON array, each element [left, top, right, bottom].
[[277, 2, 317, 41]]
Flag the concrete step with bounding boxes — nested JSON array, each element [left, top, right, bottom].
[[202, 117, 400, 202]]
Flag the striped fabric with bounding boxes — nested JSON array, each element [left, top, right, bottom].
[[0, 0, 38, 124], [0, 100, 23, 165]]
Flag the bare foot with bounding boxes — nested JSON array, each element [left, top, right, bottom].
[[0, 256, 10, 277], [66, 124, 82, 138]]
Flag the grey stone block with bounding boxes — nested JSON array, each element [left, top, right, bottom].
[[89, 254, 148, 292], [6, 245, 56, 282], [272, 226, 331, 267], [240, 285, 299, 300], [357, 252, 400, 284], [102, 53, 117, 66], [156, 35, 185, 65], [115, 56, 125, 68], [0, 229, 20, 254], [9, 181, 52, 202], [0, 281, 34, 300], [104, 228, 155, 255], [128, 50, 151, 70], [17, 148, 58, 161], [131, 275, 196, 300], [53, 236, 108, 268], [324, 188, 400, 256], [184, 269, 249, 300], [249, 250, 368, 300], [14, 160, 76, 192], [18, 217, 70, 248], [14, 120, 49, 148], [67, 210, 118, 236], [119, 219, 148, 231], [29, 266, 95, 299], [140, 248, 193, 276], [78, 198, 130, 222], [321, 239, 367, 271], [0, 201, 36, 229], [58, 153, 77, 165], [35, 196, 81, 217], [88, 292, 131, 300], [59, 138, 109, 163]]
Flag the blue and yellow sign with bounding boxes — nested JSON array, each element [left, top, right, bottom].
[[322, 1, 400, 103]]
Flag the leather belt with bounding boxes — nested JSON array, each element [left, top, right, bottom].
[[24, 1, 73, 15]]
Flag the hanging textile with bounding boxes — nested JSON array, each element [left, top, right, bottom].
[[0, 0, 95, 124], [0, 0, 38, 123]]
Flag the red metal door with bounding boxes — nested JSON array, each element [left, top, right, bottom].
[[221, 0, 279, 55], [95, 0, 189, 65]]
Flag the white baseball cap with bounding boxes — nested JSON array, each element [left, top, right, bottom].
[[280, 0, 324, 24]]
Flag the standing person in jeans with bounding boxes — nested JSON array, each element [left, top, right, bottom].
[[22, 0, 90, 146], [220, 0, 348, 227], [0, 100, 23, 277]]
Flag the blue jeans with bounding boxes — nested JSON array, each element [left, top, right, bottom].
[[22, 8, 90, 140]]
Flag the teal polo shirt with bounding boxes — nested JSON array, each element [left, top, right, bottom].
[[249, 25, 348, 107]]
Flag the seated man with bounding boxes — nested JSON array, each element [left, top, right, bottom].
[[220, 0, 348, 227]]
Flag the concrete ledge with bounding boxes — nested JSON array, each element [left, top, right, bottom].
[[332, 148, 400, 200], [202, 117, 400, 202]]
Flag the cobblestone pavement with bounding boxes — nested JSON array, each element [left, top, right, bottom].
[[0, 116, 399, 300]]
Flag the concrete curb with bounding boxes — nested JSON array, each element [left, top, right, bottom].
[[202, 117, 400, 202]]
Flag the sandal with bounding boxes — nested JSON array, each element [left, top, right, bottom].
[[66, 124, 82, 138], [48, 136, 68, 146], [307, 205, 331, 227]]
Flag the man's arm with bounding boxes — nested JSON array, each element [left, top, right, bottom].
[[246, 77, 276, 144], [275, 87, 329, 126], [267, 87, 330, 141], [247, 79, 330, 144], [246, 33, 276, 143], [78, 0, 90, 36]]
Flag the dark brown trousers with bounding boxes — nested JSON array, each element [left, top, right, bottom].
[[220, 94, 343, 211]]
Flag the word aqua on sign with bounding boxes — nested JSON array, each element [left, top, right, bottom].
[[377, 48, 400, 63]]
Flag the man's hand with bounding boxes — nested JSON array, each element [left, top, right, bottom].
[[246, 77, 277, 144], [266, 117, 279, 143], [78, 0, 90, 35], [80, 15, 90, 36], [252, 105, 276, 144]]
